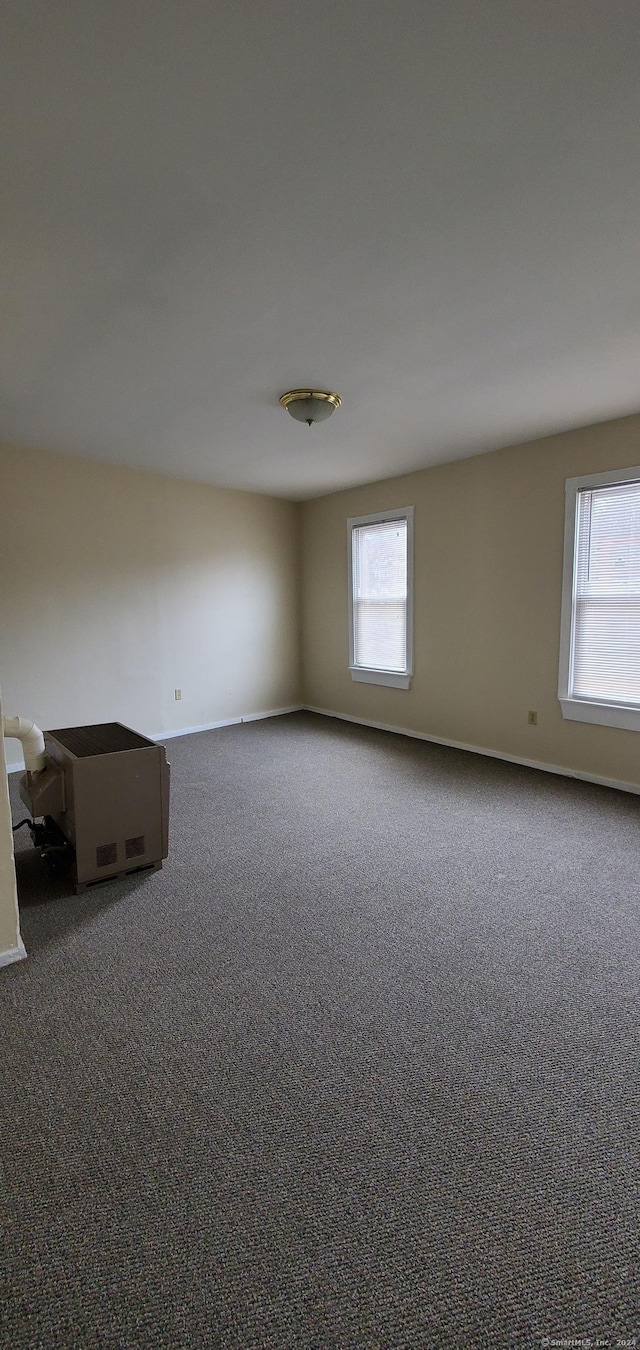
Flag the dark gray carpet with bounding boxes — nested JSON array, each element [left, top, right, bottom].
[[2, 711, 639, 1349]]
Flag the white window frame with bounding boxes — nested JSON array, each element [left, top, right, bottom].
[[559, 464, 640, 732], [347, 506, 414, 689]]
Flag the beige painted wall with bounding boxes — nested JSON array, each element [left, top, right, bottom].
[[0, 444, 300, 762], [0, 688, 22, 957], [301, 412, 640, 789]]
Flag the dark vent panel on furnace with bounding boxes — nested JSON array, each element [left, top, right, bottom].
[[48, 723, 156, 757]]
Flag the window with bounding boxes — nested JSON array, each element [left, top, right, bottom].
[[559, 465, 640, 731], [348, 507, 414, 688]]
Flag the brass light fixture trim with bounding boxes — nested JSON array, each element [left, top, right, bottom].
[[279, 389, 342, 426]]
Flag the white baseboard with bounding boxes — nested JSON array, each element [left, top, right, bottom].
[[0, 939, 27, 969], [8, 700, 634, 796], [303, 705, 640, 797], [154, 704, 303, 743], [4, 705, 304, 770]]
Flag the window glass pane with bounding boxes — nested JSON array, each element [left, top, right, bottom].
[[572, 482, 640, 703], [353, 519, 407, 671]]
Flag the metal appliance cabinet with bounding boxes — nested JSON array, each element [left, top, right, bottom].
[[20, 722, 170, 893]]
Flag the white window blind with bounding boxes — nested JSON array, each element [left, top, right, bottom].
[[571, 480, 640, 705], [352, 517, 408, 672]]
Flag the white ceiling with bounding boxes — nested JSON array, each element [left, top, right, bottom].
[[2, 1, 640, 500]]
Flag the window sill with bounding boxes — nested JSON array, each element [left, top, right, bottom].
[[350, 667, 411, 690], [559, 697, 640, 732]]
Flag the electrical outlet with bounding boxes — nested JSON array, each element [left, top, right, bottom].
[[174, 688, 182, 701], [528, 710, 537, 725]]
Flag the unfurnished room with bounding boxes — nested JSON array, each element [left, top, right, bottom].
[[1, 3, 639, 1347]]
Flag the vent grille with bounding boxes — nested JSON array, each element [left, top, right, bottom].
[[48, 723, 155, 758], [125, 835, 145, 860], [96, 842, 117, 868]]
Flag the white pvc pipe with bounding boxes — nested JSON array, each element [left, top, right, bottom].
[[2, 716, 47, 774]]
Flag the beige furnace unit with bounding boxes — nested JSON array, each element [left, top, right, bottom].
[[19, 723, 170, 893]]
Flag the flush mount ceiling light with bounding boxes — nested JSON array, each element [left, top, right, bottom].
[[279, 389, 341, 426]]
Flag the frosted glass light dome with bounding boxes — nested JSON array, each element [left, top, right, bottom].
[[279, 389, 341, 426]]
